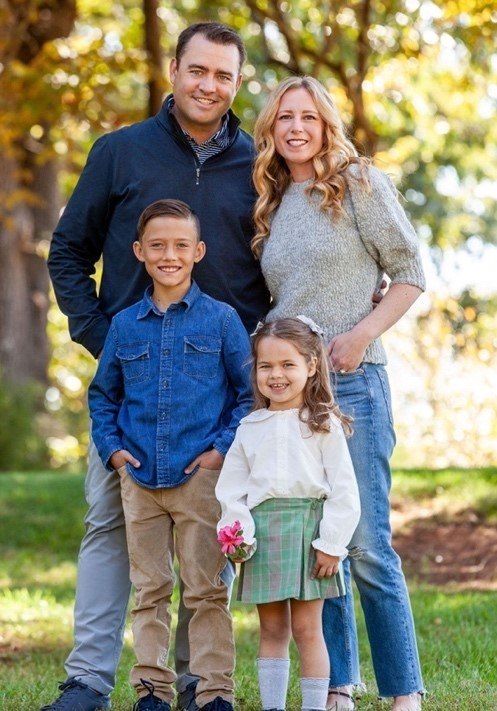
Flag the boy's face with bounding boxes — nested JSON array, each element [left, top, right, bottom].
[[133, 215, 205, 295]]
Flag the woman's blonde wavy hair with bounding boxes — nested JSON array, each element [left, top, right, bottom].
[[252, 75, 370, 258]]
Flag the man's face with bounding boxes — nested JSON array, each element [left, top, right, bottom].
[[169, 34, 242, 143]]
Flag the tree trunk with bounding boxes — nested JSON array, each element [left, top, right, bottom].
[[0, 150, 59, 384], [0, 0, 76, 384], [143, 0, 166, 116]]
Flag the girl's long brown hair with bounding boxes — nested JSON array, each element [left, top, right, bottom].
[[252, 75, 370, 258], [251, 318, 352, 435]]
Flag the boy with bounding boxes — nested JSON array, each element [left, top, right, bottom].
[[88, 199, 251, 711]]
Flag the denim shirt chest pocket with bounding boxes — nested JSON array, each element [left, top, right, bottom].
[[117, 342, 150, 384], [183, 335, 221, 379]]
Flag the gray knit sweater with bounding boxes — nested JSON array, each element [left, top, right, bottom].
[[260, 165, 426, 364]]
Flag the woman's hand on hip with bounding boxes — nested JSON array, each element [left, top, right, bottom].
[[328, 327, 370, 373]]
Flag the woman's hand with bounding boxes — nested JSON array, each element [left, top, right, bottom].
[[329, 284, 424, 374], [328, 327, 370, 373], [312, 551, 340, 579]]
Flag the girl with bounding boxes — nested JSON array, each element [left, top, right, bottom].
[[251, 75, 426, 711], [215, 317, 361, 711]]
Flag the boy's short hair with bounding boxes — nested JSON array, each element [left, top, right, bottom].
[[175, 22, 246, 71], [137, 199, 201, 242]]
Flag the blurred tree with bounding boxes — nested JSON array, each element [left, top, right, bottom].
[[143, 0, 167, 114], [0, 0, 76, 384], [0, 0, 150, 383]]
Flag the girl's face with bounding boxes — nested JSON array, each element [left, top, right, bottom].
[[256, 336, 317, 411], [272, 87, 325, 182]]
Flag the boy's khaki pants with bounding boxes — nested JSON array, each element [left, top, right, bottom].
[[118, 466, 235, 706]]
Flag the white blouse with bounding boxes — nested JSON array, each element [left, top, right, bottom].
[[215, 408, 361, 557]]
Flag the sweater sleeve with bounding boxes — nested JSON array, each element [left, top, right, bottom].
[[347, 165, 426, 290], [312, 419, 361, 557], [215, 433, 256, 548]]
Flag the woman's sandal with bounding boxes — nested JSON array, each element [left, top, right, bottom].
[[326, 689, 355, 711]]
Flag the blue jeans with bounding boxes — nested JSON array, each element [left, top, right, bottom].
[[323, 364, 424, 698]]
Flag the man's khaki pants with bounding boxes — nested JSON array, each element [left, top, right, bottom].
[[119, 466, 235, 706]]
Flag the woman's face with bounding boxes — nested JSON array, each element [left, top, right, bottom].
[[273, 86, 325, 182]]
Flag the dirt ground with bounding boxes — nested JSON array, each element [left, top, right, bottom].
[[391, 501, 497, 590]]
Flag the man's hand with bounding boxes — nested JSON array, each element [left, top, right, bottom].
[[372, 279, 388, 309], [185, 448, 224, 475], [312, 550, 340, 579], [110, 449, 141, 471]]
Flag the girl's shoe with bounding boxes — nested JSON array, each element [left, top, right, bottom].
[[326, 688, 355, 711], [391, 692, 422, 711]]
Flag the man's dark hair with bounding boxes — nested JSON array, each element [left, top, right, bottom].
[[175, 22, 246, 70], [137, 199, 201, 242]]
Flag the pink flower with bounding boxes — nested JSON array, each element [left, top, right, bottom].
[[217, 521, 246, 557]]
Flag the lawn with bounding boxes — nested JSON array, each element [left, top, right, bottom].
[[1, 469, 496, 710]]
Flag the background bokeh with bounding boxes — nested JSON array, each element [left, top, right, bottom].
[[1, 0, 496, 470]]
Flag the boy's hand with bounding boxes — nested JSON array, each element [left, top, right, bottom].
[[110, 449, 141, 471], [185, 448, 224, 474], [312, 550, 340, 579]]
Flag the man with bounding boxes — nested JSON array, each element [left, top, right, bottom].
[[45, 22, 269, 711]]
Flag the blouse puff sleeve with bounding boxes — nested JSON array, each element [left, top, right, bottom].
[[348, 165, 426, 290], [312, 418, 361, 558], [215, 432, 257, 559]]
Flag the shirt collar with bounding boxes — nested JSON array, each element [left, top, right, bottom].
[[137, 282, 201, 319], [166, 95, 229, 146]]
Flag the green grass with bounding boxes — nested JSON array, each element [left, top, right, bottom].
[[391, 467, 497, 523], [1, 470, 496, 710]]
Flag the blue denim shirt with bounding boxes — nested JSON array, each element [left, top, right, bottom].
[[88, 282, 252, 489]]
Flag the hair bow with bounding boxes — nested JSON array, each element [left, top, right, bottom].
[[250, 320, 265, 337], [296, 315, 324, 338]]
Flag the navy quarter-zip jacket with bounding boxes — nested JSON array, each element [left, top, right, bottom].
[[48, 99, 270, 357]]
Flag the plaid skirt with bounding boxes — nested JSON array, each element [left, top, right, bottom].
[[237, 497, 345, 604]]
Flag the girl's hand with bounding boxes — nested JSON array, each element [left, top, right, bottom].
[[328, 327, 370, 373], [110, 449, 141, 471], [312, 551, 340, 579], [230, 554, 247, 564]]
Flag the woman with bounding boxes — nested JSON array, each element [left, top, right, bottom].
[[252, 76, 425, 711]]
